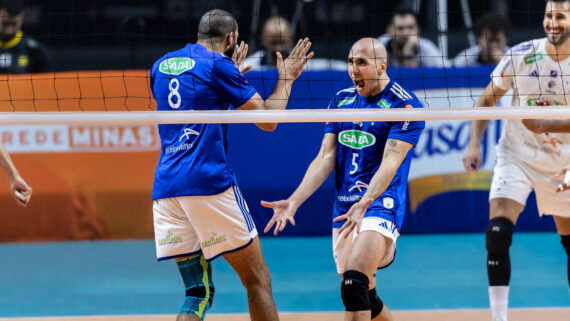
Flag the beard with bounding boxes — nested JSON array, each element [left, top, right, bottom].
[[224, 44, 236, 57], [547, 29, 570, 45]]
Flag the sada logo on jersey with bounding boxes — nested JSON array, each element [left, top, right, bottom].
[[339, 130, 375, 149], [159, 57, 195, 75]]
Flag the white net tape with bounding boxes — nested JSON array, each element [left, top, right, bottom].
[[0, 107, 569, 125]]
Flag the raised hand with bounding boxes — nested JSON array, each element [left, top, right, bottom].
[[261, 199, 298, 236], [276, 38, 314, 81], [232, 41, 252, 75], [11, 176, 32, 206]]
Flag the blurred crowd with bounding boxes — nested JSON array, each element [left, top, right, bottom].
[[0, 0, 517, 74]]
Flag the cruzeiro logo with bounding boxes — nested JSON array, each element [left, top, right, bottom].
[[159, 57, 195, 75], [339, 130, 376, 149]]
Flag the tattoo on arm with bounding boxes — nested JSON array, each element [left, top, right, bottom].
[[385, 139, 401, 154]]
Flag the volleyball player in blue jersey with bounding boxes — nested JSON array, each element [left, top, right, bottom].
[[262, 38, 424, 321], [150, 9, 313, 321]]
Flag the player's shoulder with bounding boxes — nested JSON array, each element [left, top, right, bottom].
[[385, 81, 422, 108], [504, 38, 545, 64], [329, 87, 358, 109]]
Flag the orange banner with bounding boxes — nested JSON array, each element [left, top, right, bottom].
[[0, 70, 156, 112]]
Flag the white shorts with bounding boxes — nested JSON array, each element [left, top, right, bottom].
[[153, 186, 258, 261], [332, 216, 399, 274], [490, 156, 570, 217]]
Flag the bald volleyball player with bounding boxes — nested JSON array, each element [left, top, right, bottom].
[[262, 38, 424, 321]]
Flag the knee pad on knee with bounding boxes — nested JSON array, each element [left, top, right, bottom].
[[368, 288, 384, 318], [341, 270, 370, 312], [485, 217, 514, 254], [562, 234, 570, 256], [176, 255, 215, 320]]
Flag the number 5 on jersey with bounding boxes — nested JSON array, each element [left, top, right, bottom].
[[350, 152, 359, 175]]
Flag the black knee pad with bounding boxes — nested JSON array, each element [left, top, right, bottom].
[[341, 270, 370, 312], [485, 217, 514, 254], [562, 234, 570, 255], [368, 288, 384, 318]]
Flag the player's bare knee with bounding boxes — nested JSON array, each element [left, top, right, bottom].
[[240, 264, 272, 291], [485, 217, 514, 254], [341, 270, 371, 312]]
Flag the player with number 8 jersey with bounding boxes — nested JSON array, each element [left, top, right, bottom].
[[149, 9, 313, 321]]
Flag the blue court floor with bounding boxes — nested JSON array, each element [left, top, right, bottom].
[[0, 233, 568, 317]]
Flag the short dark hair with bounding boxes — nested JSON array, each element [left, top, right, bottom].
[[392, 7, 418, 21], [474, 13, 511, 36], [0, 0, 24, 15], [198, 9, 237, 41]]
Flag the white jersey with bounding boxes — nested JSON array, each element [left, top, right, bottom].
[[491, 38, 570, 173]]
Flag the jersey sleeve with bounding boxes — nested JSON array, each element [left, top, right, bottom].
[[387, 99, 425, 146], [490, 48, 515, 90], [324, 96, 338, 134], [212, 57, 257, 108]]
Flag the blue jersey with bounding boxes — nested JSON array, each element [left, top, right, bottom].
[[150, 43, 256, 200], [324, 81, 424, 230]]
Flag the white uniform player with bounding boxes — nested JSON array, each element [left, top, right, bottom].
[[463, 2, 570, 321], [490, 38, 570, 216]]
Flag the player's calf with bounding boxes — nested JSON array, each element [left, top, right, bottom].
[[561, 234, 570, 287], [176, 254, 215, 321]]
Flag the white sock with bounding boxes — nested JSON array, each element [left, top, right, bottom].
[[489, 286, 509, 321]]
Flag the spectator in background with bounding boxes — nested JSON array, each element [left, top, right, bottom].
[[244, 16, 346, 70], [0, 0, 50, 73], [378, 7, 447, 67], [453, 13, 510, 67]]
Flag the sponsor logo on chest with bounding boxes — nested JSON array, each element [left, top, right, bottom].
[[338, 130, 376, 149]]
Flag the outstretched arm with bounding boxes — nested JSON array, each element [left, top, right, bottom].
[[237, 38, 314, 131], [333, 138, 413, 237], [0, 143, 32, 206], [261, 133, 337, 235], [463, 81, 508, 173], [522, 118, 570, 134]]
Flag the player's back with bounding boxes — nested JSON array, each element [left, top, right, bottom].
[[150, 44, 254, 200]]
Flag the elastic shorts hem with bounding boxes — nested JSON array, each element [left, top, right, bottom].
[[157, 249, 202, 262], [488, 193, 526, 207], [206, 237, 255, 262]]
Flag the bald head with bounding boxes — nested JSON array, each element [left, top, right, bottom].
[[262, 16, 292, 37], [348, 38, 390, 97], [198, 9, 237, 41], [349, 38, 387, 62], [261, 16, 293, 66]]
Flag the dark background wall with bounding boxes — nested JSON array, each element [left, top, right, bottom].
[[19, 0, 547, 71]]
